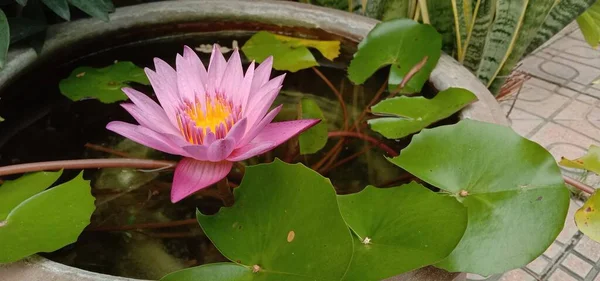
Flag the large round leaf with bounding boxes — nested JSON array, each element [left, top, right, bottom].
[[161, 263, 252, 281], [197, 159, 353, 281], [337, 182, 467, 281], [388, 119, 569, 275], [347, 19, 441, 94], [0, 172, 96, 263]]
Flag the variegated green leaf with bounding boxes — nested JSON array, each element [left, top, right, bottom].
[[454, 0, 470, 57], [526, 0, 596, 54], [462, 0, 496, 72], [427, 0, 457, 54], [490, 0, 555, 93], [382, 0, 411, 20], [476, 0, 529, 87]]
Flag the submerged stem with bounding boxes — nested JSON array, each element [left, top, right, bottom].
[[87, 218, 198, 232], [0, 158, 177, 177], [312, 67, 348, 131], [328, 131, 398, 157]]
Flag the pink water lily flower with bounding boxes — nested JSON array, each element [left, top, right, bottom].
[[107, 45, 319, 202]]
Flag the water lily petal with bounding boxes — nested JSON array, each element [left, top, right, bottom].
[[219, 49, 243, 101], [106, 121, 186, 156], [226, 118, 248, 145], [145, 64, 179, 127], [206, 44, 227, 96], [176, 46, 208, 103], [207, 138, 236, 162], [244, 74, 285, 117], [182, 145, 209, 161], [238, 105, 282, 147], [237, 61, 255, 110], [250, 56, 273, 95], [171, 159, 233, 203], [227, 119, 320, 161], [120, 103, 180, 135], [204, 129, 216, 146], [245, 86, 282, 130]]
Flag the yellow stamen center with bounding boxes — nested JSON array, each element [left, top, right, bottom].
[[185, 100, 232, 133], [176, 96, 237, 145]]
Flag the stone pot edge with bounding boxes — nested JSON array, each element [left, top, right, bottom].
[[0, 1, 507, 280]]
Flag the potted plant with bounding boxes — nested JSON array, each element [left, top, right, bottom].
[[0, 1, 569, 281]]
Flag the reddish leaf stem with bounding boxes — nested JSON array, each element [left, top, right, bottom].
[[328, 131, 398, 157], [84, 143, 132, 158], [0, 158, 177, 177], [563, 176, 595, 195], [312, 67, 348, 130]]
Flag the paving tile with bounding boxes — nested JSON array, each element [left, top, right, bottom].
[[528, 77, 560, 91], [554, 100, 592, 120], [555, 120, 600, 142], [549, 268, 579, 281], [576, 94, 598, 104], [497, 269, 535, 281], [501, 104, 543, 119], [531, 122, 599, 161], [550, 143, 588, 165], [542, 47, 561, 57], [550, 36, 591, 51], [567, 81, 588, 92], [510, 119, 544, 137], [558, 86, 580, 97], [554, 200, 584, 244], [569, 29, 587, 42], [526, 256, 549, 275], [519, 56, 568, 85], [513, 93, 570, 118], [585, 88, 600, 99], [518, 82, 556, 101], [557, 52, 600, 69], [544, 242, 564, 259], [575, 235, 600, 262], [552, 56, 600, 85], [562, 254, 593, 278], [540, 59, 578, 82]]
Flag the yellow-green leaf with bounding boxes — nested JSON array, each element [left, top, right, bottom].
[[559, 145, 600, 174], [242, 31, 340, 72], [577, 0, 600, 48], [273, 34, 340, 61], [576, 191, 600, 242]]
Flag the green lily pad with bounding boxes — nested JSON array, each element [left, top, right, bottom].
[[337, 183, 467, 281], [59, 61, 149, 103], [161, 263, 252, 281], [241, 31, 340, 72], [368, 87, 477, 139], [196, 159, 353, 280], [575, 191, 600, 242], [559, 145, 600, 174], [388, 119, 569, 275], [347, 19, 442, 94], [0, 170, 62, 220], [298, 98, 328, 155], [0, 172, 96, 263]]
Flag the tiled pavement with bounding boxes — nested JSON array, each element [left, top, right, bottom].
[[466, 24, 600, 281]]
